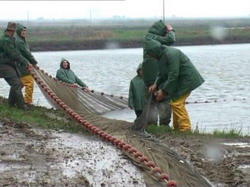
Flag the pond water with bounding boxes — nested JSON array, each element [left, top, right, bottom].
[[1, 44, 250, 135]]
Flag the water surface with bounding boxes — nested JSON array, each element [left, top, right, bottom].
[[1, 44, 249, 134]]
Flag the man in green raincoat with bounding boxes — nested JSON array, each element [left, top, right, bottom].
[[128, 63, 147, 118], [16, 23, 38, 106], [142, 20, 176, 126], [145, 39, 204, 132], [56, 58, 89, 91], [0, 22, 32, 110]]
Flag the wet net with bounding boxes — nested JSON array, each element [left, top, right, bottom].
[[33, 67, 211, 187]]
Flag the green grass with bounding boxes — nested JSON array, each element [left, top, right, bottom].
[[146, 124, 174, 135], [146, 124, 245, 138], [1, 18, 250, 51], [0, 96, 247, 138], [0, 96, 88, 133], [212, 129, 243, 138]]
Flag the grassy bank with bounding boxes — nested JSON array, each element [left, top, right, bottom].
[[0, 97, 87, 133], [0, 96, 247, 138], [1, 18, 250, 51]]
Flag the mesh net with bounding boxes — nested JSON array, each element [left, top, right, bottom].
[[33, 67, 211, 187]]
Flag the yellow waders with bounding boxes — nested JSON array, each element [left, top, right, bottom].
[[170, 93, 191, 132], [21, 75, 34, 104]]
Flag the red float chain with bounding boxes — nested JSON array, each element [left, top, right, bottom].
[[31, 66, 177, 187], [185, 98, 247, 104]]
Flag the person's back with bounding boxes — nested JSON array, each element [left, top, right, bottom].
[[128, 64, 147, 118], [145, 39, 204, 131], [157, 46, 204, 100]]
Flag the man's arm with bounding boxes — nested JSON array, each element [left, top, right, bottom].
[[16, 40, 38, 65], [3, 40, 29, 66]]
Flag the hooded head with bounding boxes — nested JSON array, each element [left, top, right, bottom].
[[148, 20, 167, 36], [144, 39, 162, 59], [16, 23, 26, 37], [60, 58, 70, 69]]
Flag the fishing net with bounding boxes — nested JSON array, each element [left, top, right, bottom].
[[33, 67, 211, 187]]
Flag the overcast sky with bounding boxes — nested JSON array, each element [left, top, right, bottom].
[[0, 0, 250, 21]]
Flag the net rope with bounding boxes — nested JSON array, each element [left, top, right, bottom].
[[33, 67, 211, 187]]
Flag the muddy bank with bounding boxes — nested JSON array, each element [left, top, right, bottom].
[[163, 135, 250, 187], [0, 119, 145, 187], [0, 117, 250, 187]]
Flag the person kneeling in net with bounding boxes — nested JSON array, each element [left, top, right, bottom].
[[128, 63, 147, 119], [56, 58, 89, 92]]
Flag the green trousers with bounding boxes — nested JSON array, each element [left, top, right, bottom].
[[0, 65, 25, 108]]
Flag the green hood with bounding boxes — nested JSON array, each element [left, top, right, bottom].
[[144, 39, 163, 58], [60, 58, 71, 69], [16, 23, 26, 37], [136, 63, 142, 74], [148, 20, 167, 36]]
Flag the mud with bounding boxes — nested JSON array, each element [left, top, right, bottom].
[[163, 135, 250, 187], [0, 118, 250, 187], [0, 119, 145, 187]]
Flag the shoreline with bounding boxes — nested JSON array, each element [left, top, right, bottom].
[[30, 40, 250, 52]]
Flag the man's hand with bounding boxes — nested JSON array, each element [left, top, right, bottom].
[[166, 25, 173, 31], [149, 84, 157, 93], [156, 89, 166, 102], [83, 87, 90, 92], [27, 63, 33, 72]]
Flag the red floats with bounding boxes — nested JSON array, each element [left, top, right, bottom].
[[122, 144, 132, 150], [134, 152, 143, 158], [128, 147, 137, 154], [146, 161, 156, 168], [113, 139, 121, 146], [140, 156, 149, 163], [152, 167, 162, 174], [109, 137, 117, 142], [105, 135, 112, 141], [159, 173, 169, 181], [118, 141, 126, 148], [167, 180, 177, 187]]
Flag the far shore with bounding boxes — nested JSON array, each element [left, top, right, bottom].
[[1, 18, 250, 52], [30, 39, 250, 52]]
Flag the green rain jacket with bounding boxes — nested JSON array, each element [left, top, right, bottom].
[[56, 58, 87, 88], [142, 20, 176, 87], [144, 39, 204, 101], [0, 32, 29, 77], [128, 64, 147, 111], [16, 23, 38, 77]]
